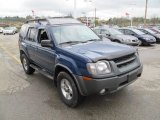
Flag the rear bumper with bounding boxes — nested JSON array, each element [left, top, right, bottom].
[[75, 65, 143, 96]]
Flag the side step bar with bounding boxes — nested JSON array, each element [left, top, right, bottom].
[[30, 64, 54, 80]]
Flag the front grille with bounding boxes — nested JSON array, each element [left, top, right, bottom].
[[113, 53, 137, 69]]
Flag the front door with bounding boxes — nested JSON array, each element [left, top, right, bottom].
[[36, 29, 56, 73]]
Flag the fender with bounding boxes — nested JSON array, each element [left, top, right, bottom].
[[55, 54, 81, 75], [19, 47, 29, 59], [54, 63, 85, 95]]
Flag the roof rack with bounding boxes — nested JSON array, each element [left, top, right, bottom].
[[25, 17, 80, 25], [25, 18, 48, 24], [25, 17, 73, 24]]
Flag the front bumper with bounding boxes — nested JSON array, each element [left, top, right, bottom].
[[75, 65, 143, 96], [125, 42, 140, 46], [123, 40, 140, 46]]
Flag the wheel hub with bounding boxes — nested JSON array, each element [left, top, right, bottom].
[[23, 58, 28, 71], [61, 79, 73, 100]]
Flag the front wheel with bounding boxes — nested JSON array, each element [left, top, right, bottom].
[[57, 72, 83, 107], [21, 54, 35, 74]]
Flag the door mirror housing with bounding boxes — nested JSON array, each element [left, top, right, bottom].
[[106, 33, 111, 36], [41, 40, 53, 48], [98, 34, 103, 39]]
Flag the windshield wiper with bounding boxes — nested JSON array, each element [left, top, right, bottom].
[[59, 39, 101, 45], [59, 41, 84, 45], [84, 39, 102, 42]]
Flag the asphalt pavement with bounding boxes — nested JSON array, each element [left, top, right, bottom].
[[0, 34, 160, 120]]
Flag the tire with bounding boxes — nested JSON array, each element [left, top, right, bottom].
[[138, 41, 142, 46], [21, 54, 35, 74], [57, 72, 83, 107]]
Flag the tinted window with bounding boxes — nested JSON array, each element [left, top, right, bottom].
[[140, 29, 147, 34], [125, 29, 135, 35], [20, 25, 28, 38], [119, 29, 125, 34], [94, 29, 101, 34], [131, 29, 145, 35], [38, 29, 49, 43], [27, 28, 37, 42], [106, 28, 123, 35], [101, 29, 110, 34]]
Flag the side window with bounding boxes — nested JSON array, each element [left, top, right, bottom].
[[142, 30, 147, 34], [119, 29, 124, 34], [27, 28, 37, 42], [125, 30, 134, 35], [94, 29, 101, 34], [101, 29, 109, 34], [38, 29, 49, 43]]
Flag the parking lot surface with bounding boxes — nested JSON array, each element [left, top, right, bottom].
[[0, 34, 160, 120]]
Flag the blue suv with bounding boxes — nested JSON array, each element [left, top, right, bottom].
[[19, 18, 143, 107]]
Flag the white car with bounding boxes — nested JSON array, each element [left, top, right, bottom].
[[3, 27, 16, 35], [0, 27, 3, 33]]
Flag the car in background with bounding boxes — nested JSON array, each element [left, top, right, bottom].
[[0, 27, 3, 33], [149, 27, 160, 34], [119, 28, 156, 45], [93, 27, 140, 46], [10, 27, 18, 33], [3, 27, 16, 35], [138, 28, 160, 43]]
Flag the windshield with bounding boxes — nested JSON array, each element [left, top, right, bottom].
[[5, 27, 12, 30], [107, 28, 123, 35], [51, 25, 100, 44], [132, 29, 145, 35]]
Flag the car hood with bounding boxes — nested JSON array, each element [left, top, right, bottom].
[[116, 34, 138, 40], [141, 34, 155, 39], [63, 41, 136, 62], [155, 33, 160, 38]]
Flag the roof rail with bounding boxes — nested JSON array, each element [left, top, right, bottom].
[[26, 17, 73, 23], [25, 18, 48, 24], [49, 16, 73, 19]]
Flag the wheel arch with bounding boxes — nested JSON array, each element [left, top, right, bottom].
[[54, 64, 84, 96]]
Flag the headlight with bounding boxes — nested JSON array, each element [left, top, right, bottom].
[[87, 61, 111, 75]]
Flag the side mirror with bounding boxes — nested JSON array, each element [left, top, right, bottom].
[[98, 35, 103, 39], [41, 40, 53, 48], [106, 33, 111, 36]]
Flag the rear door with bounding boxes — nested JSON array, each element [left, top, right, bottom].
[[25, 28, 38, 62]]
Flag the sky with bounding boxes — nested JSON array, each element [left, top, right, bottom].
[[0, 0, 160, 19]]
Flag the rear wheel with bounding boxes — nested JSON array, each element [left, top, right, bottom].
[[21, 54, 35, 74], [57, 72, 83, 107]]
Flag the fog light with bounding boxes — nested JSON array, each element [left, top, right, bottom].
[[100, 89, 106, 95]]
